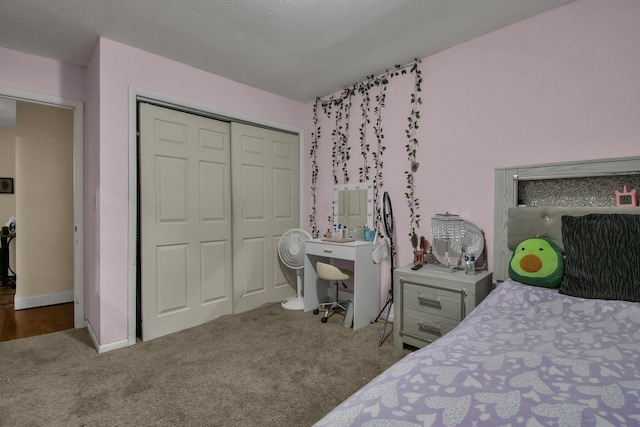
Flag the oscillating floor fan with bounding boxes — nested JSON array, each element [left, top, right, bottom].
[[278, 228, 312, 311]]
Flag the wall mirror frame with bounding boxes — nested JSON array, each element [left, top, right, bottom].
[[334, 181, 374, 232]]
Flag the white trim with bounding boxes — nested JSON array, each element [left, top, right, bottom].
[[14, 290, 74, 310], [128, 87, 306, 346], [0, 86, 85, 330], [87, 322, 129, 353]]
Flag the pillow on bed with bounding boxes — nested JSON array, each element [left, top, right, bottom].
[[509, 237, 564, 288], [560, 213, 640, 301]]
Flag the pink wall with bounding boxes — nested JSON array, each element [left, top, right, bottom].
[[93, 38, 312, 345], [306, 0, 640, 308], [0, 46, 85, 102], [84, 42, 101, 335], [3, 0, 640, 346]]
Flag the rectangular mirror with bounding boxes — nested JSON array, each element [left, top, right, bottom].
[[334, 182, 374, 233]]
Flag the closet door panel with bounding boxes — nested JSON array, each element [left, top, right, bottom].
[[140, 104, 300, 339], [231, 123, 300, 313], [140, 103, 232, 341]]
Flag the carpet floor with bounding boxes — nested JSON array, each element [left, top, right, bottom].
[[0, 303, 409, 427]]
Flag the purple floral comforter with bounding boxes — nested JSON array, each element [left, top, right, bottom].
[[314, 279, 640, 426]]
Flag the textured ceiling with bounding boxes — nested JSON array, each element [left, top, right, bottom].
[[0, 0, 575, 103]]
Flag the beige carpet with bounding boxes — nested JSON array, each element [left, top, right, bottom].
[[0, 303, 409, 427]]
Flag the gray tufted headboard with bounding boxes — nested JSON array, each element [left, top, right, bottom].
[[493, 156, 640, 282], [507, 207, 640, 251]]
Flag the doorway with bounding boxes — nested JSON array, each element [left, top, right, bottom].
[[0, 88, 86, 328], [0, 91, 84, 337]]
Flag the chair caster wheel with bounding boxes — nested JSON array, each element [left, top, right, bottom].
[[321, 317, 328, 323], [313, 309, 319, 315]]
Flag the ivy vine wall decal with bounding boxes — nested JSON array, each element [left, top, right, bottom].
[[309, 59, 423, 238]]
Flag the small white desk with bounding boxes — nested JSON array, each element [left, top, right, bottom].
[[304, 239, 380, 330]]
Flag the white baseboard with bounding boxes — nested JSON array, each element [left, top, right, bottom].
[[14, 290, 73, 310], [86, 321, 130, 353]]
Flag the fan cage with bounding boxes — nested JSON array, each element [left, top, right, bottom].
[[278, 229, 311, 270]]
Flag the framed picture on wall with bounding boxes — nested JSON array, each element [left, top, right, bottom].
[[0, 178, 14, 194]]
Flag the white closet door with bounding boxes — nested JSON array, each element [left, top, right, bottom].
[[140, 103, 232, 341], [231, 122, 300, 313]]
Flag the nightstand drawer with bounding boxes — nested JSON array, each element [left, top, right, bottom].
[[402, 308, 459, 344], [402, 280, 465, 321]]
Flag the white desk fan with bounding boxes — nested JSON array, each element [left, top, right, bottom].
[[278, 228, 311, 310]]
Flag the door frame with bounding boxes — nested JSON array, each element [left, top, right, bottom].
[[127, 87, 305, 345], [0, 86, 85, 329]]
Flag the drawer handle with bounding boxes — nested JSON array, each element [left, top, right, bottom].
[[418, 322, 442, 337], [418, 296, 441, 310]]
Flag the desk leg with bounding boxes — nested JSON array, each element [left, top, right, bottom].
[[352, 254, 381, 330]]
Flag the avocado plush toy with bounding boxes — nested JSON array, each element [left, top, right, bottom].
[[509, 236, 564, 288]]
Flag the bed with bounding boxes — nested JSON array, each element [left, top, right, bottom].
[[313, 207, 640, 427]]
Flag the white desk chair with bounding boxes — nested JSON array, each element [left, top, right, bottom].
[[313, 261, 353, 323]]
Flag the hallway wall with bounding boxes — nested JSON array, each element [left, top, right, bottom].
[[0, 123, 16, 275], [15, 101, 74, 302]]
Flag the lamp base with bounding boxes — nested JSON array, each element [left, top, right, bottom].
[[435, 265, 458, 273]]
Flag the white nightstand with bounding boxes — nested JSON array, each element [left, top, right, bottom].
[[393, 264, 492, 350]]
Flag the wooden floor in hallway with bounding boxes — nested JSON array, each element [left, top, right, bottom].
[[0, 285, 74, 342]]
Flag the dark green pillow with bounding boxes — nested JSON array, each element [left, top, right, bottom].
[[509, 237, 564, 288]]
